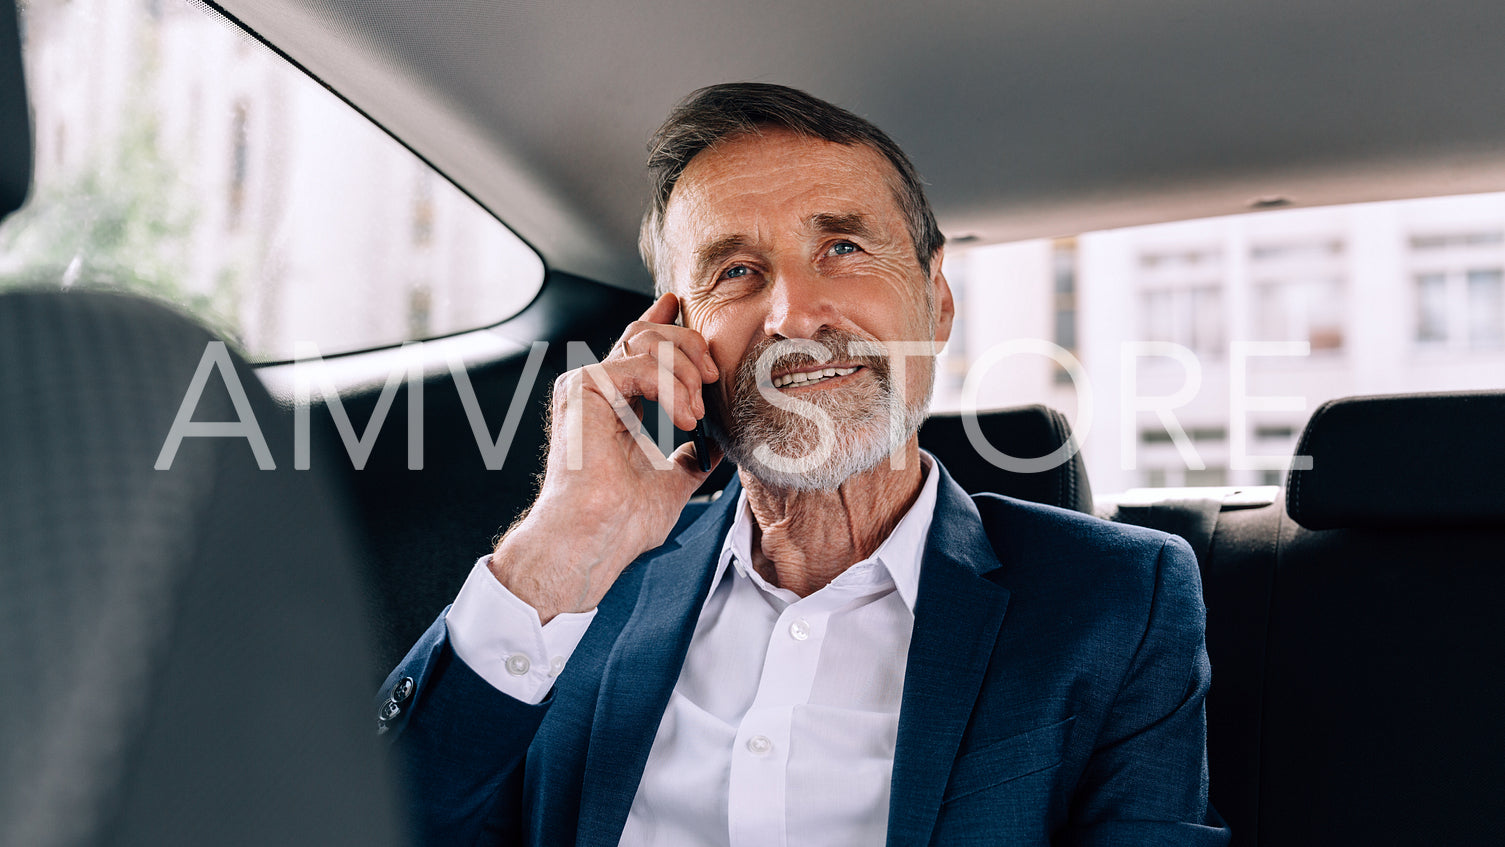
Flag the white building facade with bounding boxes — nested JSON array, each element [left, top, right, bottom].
[[937, 194, 1505, 494]]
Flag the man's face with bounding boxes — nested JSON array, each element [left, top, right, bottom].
[[661, 128, 954, 489]]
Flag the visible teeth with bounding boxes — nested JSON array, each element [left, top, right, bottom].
[[772, 366, 858, 388]]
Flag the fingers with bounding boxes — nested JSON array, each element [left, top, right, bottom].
[[618, 294, 719, 383], [658, 343, 708, 428], [596, 294, 719, 431], [640, 291, 681, 325], [646, 345, 705, 431], [571, 344, 705, 432]]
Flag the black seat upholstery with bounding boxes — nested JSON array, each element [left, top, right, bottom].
[[0, 0, 28, 219], [1256, 391, 1505, 845], [1285, 391, 1505, 530], [0, 290, 406, 846], [919, 404, 1093, 513], [1185, 391, 1505, 846]]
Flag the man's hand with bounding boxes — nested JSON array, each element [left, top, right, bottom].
[[489, 293, 721, 624]]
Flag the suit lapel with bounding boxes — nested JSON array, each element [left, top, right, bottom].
[[887, 470, 1011, 847], [573, 483, 740, 846]]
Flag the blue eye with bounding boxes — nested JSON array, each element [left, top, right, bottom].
[[829, 241, 859, 256], [722, 265, 750, 279]]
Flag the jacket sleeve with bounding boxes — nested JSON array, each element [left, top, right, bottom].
[[1060, 535, 1232, 846], [375, 611, 551, 846]]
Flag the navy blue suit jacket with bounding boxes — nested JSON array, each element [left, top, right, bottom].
[[379, 464, 1230, 845]]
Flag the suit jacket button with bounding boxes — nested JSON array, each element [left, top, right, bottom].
[[392, 676, 415, 703], [379, 699, 401, 722]]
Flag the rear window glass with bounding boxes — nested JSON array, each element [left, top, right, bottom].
[[934, 192, 1505, 493], [0, 0, 544, 361]]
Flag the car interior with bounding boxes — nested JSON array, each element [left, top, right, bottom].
[[2, 0, 1503, 845]]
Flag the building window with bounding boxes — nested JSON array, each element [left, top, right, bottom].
[[1251, 239, 1346, 352], [1138, 246, 1224, 358], [407, 285, 432, 339], [1140, 284, 1224, 357], [227, 102, 248, 231], [1052, 238, 1077, 382], [1410, 232, 1504, 250], [1251, 240, 1344, 263], [1467, 269, 1504, 348], [1417, 272, 1449, 342], [412, 170, 434, 247], [1141, 425, 1227, 444], [1411, 231, 1505, 350]]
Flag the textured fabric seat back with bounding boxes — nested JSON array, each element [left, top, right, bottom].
[[0, 290, 404, 847], [918, 405, 1093, 513], [1255, 517, 1505, 845], [1197, 391, 1505, 846], [1257, 392, 1505, 845]]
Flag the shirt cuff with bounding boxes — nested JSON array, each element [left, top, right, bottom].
[[444, 556, 597, 704]]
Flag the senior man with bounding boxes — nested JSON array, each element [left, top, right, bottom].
[[378, 83, 1229, 846]]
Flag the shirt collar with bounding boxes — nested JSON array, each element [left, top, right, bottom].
[[707, 451, 941, 613]]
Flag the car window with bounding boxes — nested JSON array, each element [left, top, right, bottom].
[[934, 192, 1505, 493], [0, 0, 544, 362]]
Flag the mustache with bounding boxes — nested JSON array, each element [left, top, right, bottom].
[[703, 329, 892, 445], [736, 330, 891, 388]]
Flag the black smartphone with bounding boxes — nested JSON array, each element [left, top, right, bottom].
[[692, 381, 717, 472]]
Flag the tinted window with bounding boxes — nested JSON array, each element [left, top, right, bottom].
[[1, 0, 545, 361]]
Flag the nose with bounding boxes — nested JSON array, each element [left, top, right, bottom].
[[762, 264, 837, 340]]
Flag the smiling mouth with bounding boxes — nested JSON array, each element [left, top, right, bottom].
[[771, 365, 861, 389]]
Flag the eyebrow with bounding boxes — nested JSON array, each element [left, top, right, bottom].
[[693, 234, 752, 282], [809, 212, 878, 241]]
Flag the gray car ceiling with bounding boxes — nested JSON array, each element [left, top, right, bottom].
[[214, 0, 1505, 293]]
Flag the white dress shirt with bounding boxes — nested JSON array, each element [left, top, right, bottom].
[[445, 456, 940, 846]]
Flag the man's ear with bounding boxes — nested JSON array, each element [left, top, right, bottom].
[[930, 247, 955, 346]]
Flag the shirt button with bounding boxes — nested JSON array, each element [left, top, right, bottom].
[[746, 735, 772, 755], [505, 654, 531, 676], [548, 656, 566, 677], [392, 676, 415, 703], [789, 619, 810, 641]]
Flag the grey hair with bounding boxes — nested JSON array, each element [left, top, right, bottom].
[[639, 82, 945, 295]]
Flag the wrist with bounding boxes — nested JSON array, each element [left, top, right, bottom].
[[488, 512, 632, 625]]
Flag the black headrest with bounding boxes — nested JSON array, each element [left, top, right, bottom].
[[1286, 391, 1505, 530], [0, 0, 30, 219], [919, 404, 1093, 513], [0, 290, 403, 845]]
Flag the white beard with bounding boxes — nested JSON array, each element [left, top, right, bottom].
[[707, 333, 934, 491]]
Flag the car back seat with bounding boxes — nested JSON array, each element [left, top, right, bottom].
[[0, 290, 407, 847], [1255, 391, 1505, 845], [1110, 391, 1505, 846], [919, 404, 1093, 513]]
